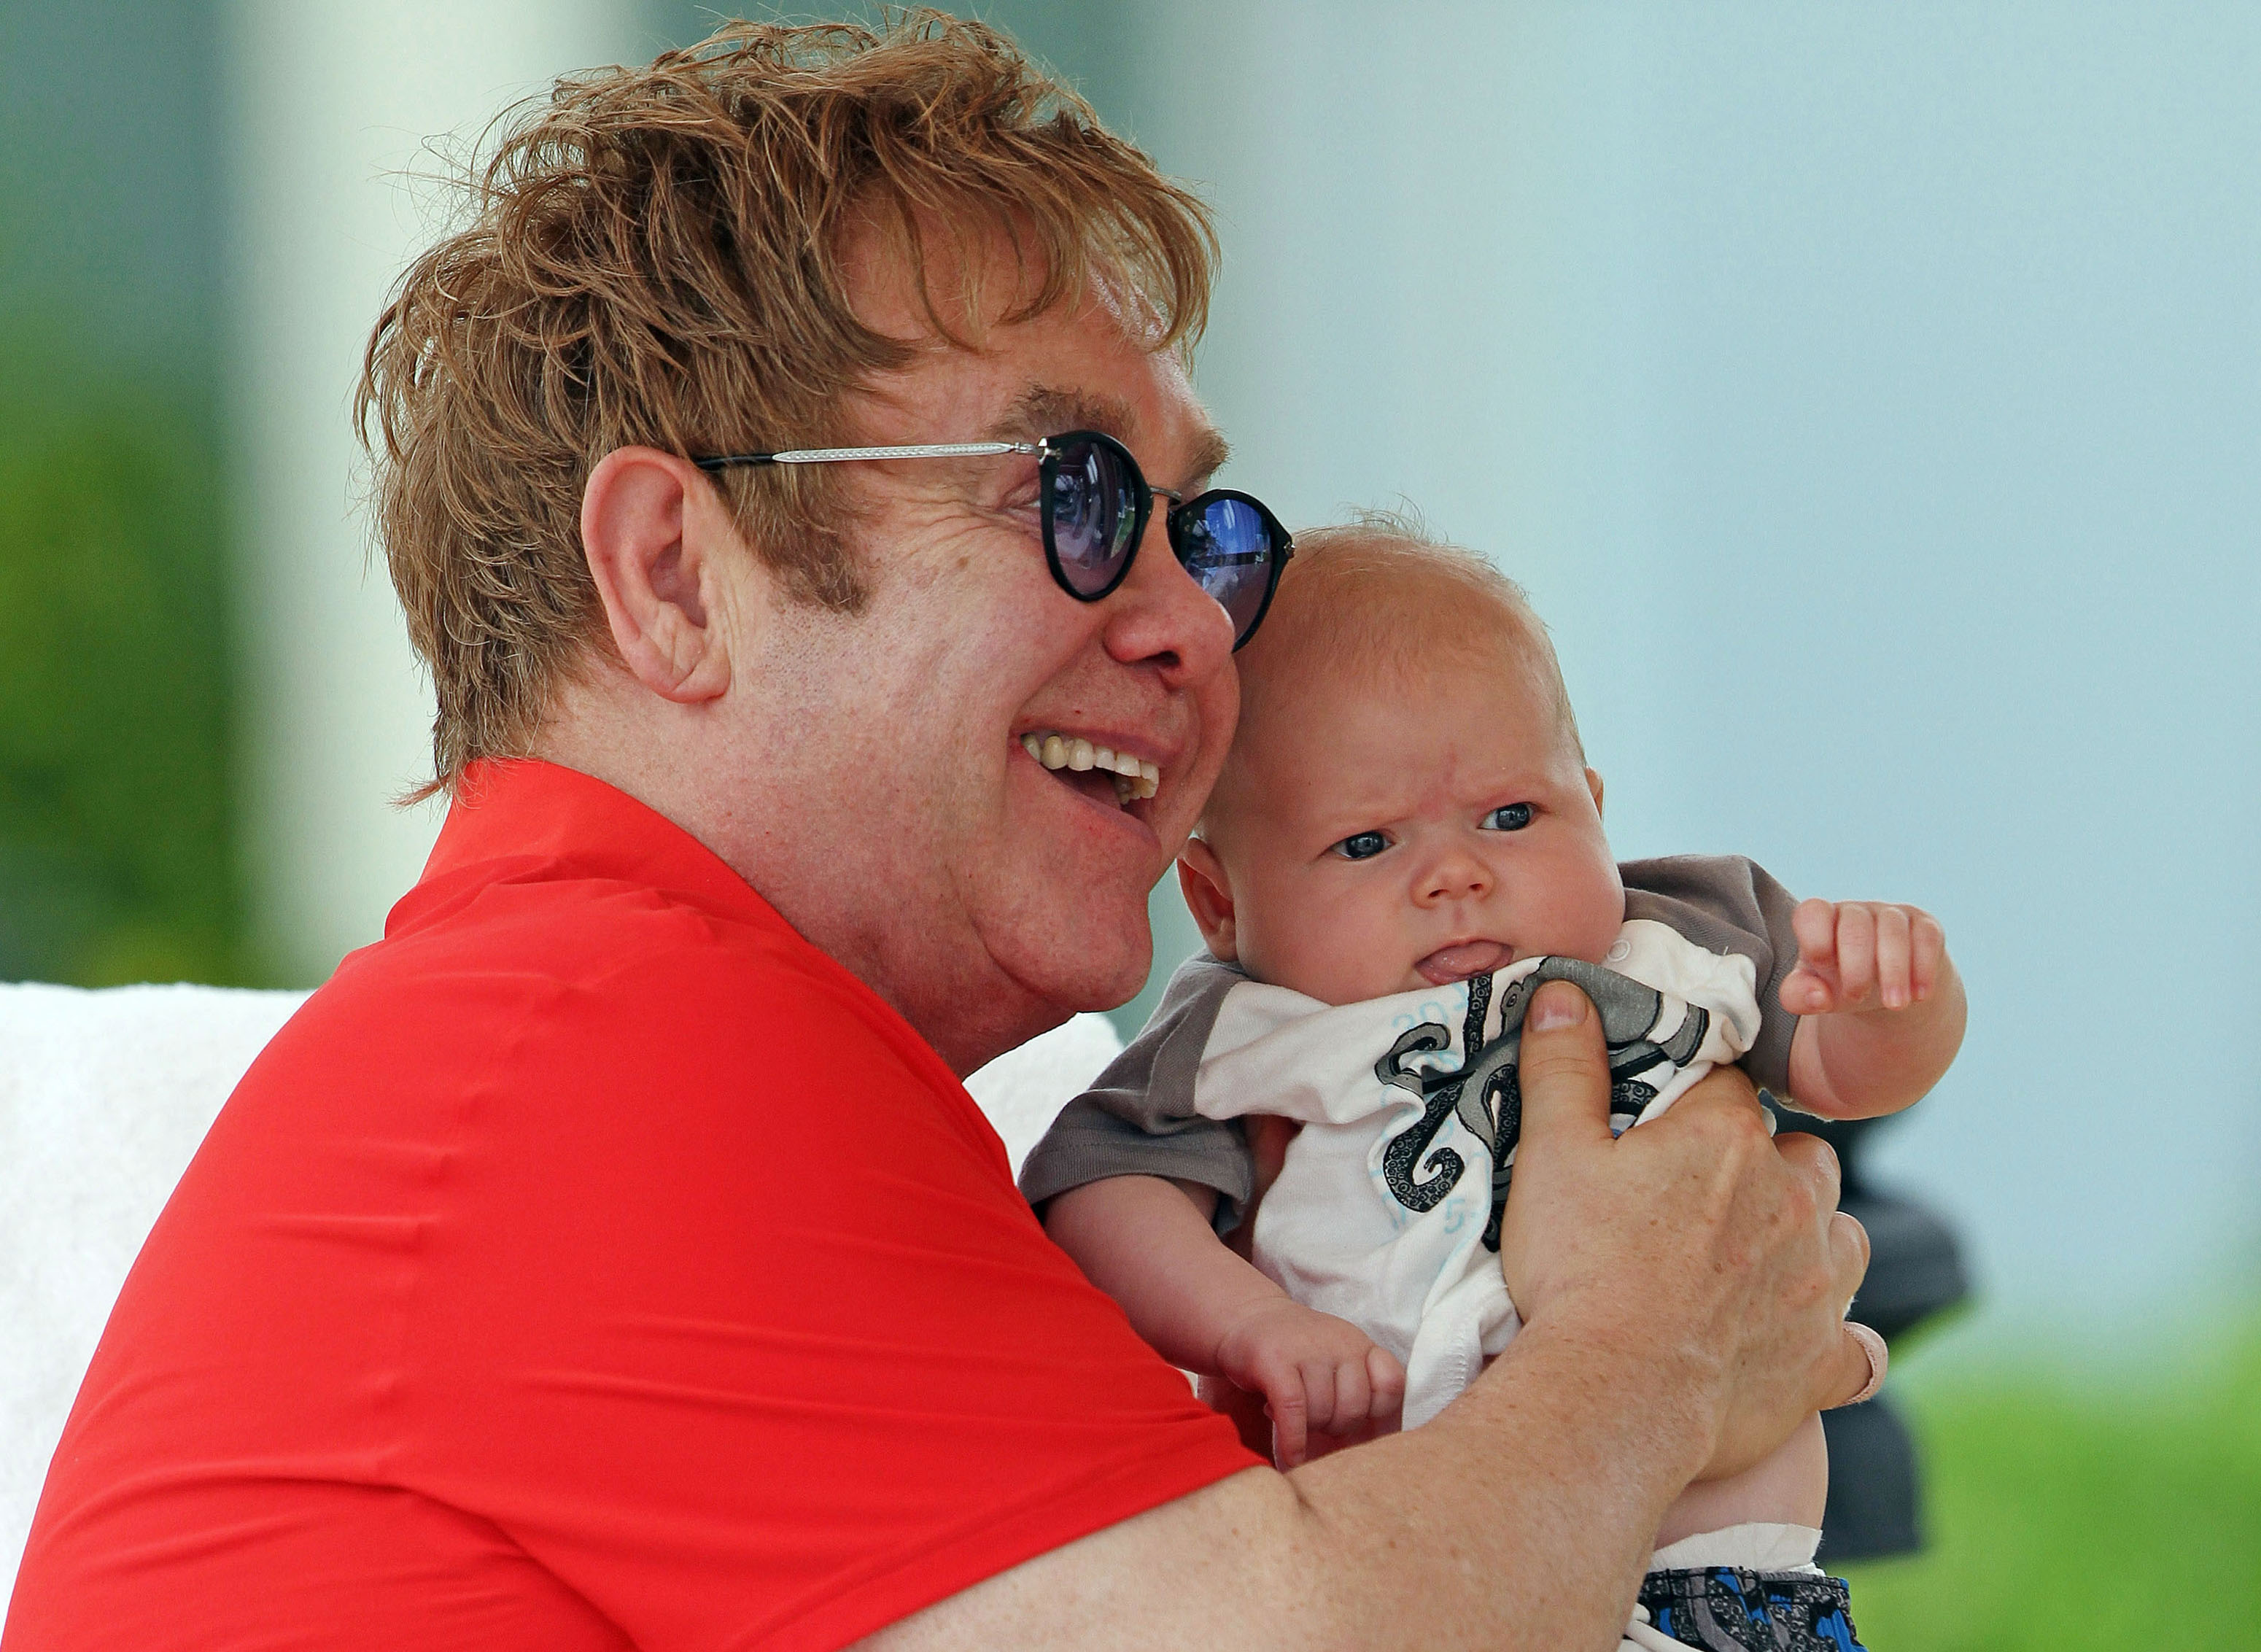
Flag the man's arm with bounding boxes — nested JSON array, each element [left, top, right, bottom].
[[863, 982, 1874, 1651]]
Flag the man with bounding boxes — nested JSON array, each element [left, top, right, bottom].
[[4, 18, 1872, 1650]]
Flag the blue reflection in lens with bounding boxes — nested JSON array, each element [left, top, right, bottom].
[[1048, 441, 1138, 592], [1180, 497, 1273, 632]]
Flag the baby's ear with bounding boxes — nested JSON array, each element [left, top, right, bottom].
[[1177, 838, 1239, 963], [1585, 767, 1605, 818]]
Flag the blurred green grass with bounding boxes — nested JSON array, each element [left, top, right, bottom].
[[0, 326, 246, 985], [1845, 1323, 2260, 1648]]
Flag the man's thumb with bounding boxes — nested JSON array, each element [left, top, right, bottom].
[[1516, 981, 1614, 1154]]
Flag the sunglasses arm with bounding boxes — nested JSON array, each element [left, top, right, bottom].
[[692, 441, 1040, 473]]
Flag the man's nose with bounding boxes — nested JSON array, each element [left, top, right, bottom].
[[1100, 528, 1236, 686]]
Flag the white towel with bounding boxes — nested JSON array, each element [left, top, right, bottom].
[[0, 980, 1118, 1605], [966, 1010, 1127, 1176], [0, 982, 309, 1602]]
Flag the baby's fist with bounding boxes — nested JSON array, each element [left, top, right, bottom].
[[1781, 898, 1947, 1015], [1215, 1299, 1405, 1469]]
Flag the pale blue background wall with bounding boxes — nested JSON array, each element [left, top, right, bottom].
[[1083, 1, 2261, 1356]]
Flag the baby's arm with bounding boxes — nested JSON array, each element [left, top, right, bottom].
[[1781, 899, 1967, 1118], [1044, 1174, 1405, 1467]]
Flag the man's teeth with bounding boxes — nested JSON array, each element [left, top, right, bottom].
[[1020, 732, 1160, 800]]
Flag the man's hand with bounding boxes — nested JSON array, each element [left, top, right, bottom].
[[1213, 1299, 1405, 1468], [1497, 980, 1874, 1483], [1779, 898, 1947, 1015], [872, 982, 1878, 1651]]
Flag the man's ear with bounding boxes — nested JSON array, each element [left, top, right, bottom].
[[1177, 837, 1240, 963], [1585, 766, 1605, 818], [581, 446, 742, 704]]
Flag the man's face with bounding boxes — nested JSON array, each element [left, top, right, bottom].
[[719, 254, 1240, 1071]]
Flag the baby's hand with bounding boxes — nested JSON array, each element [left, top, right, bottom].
[[1214, 1298, 1405, 1469], [1780, 899, 1947, 1015]]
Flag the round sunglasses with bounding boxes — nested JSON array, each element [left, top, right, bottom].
[[692, 430, 1293, 649]]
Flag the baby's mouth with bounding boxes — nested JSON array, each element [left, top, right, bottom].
[[1020, 731, 1161, 808], [1415, 940, 1514, 986]]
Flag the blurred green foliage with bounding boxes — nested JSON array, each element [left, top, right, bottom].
[[1846, 1322, 2261, 1647], [0, 328, 244, 985]]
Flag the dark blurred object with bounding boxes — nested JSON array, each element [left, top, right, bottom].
[[1819, 1395, 1921, 1561], [1771, 1105, 1970, 1564]]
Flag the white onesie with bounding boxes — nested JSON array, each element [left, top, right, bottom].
[[1018, 857, 1839, 1616], [1185, 918, 1764, 1430]]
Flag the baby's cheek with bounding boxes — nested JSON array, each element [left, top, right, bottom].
[[1246, 890, 1418, 1004], [1543, 845, 1627, 963]]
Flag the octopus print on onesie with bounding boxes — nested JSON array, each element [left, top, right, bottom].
[[1202, 933, 1758, 1429]]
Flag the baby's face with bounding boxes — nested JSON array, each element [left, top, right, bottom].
[[1195, 656, 1624, 1007]]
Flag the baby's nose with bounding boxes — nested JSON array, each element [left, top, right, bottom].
[[1420, 854, 1492, 903]]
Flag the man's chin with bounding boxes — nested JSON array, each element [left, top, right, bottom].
[[980, 899, 1153, 1017], [1009, 942, 1151, 1018]]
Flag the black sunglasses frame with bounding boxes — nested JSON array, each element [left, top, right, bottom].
[[692, 429, 1293, 649], [1036, 430, 1292, 651]]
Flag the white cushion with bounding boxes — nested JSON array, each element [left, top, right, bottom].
[[0, 980, 1117, 1604]]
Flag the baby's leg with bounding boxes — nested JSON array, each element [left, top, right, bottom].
[[1653, 1412, 1826, 1550], [1621, 1419, 1858, 1649]]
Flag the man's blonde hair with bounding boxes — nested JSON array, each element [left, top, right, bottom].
[[357, 13, 1216, 795]]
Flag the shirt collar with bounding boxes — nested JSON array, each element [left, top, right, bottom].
[[402, 757, 781, 936]]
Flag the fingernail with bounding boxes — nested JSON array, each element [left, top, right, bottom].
[[1528, 980, 1588, 1031]]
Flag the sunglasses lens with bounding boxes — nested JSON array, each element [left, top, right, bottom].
[[1045, 438, 1142, 596], [1176, 495, 1280, 642]]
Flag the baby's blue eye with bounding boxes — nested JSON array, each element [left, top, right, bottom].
[[1484, 803, 1535, 832], [1333, 829, 1391, 861]]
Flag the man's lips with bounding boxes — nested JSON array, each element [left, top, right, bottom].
[[1415, 939, 1514, 986], [1014, 739, 1161, 838]]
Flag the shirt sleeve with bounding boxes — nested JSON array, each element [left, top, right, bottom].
[[1017, 954, 1260, 1235], [1618, 854, 1804, 1100]]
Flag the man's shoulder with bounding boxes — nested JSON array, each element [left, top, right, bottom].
[[245, 860, 969, 1170]]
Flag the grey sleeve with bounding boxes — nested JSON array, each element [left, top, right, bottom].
[[1618, 854, 1805, 1103], [1015, 953, 1258, 1236]]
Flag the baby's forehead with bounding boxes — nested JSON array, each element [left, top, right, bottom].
[[1239, 561, 1569, 728], [1212, 586, 1575, 830]]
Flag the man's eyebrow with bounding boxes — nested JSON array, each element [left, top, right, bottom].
[[1182, 425, 1232, 489], [993, 386, 1138, 443], [993, 385, 1233, 489]]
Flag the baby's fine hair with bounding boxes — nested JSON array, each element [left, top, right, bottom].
[[1246, 508, 1582, 756]]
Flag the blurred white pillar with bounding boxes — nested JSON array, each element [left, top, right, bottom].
[[222, 0, 643, 985]]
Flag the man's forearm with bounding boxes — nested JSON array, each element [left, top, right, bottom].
[[866, 986, 1867, 1651], [866, 1317, 1705, 1652], [1284, 1316, 1711, 1648]]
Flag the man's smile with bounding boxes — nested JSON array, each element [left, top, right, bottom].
[[1018, 729, 1162, 807]]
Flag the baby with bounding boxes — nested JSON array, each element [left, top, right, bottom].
[[1020, 521, 1965, 1652]]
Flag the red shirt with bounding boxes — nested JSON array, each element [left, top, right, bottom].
[[6, 761, 1255, 1651]]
